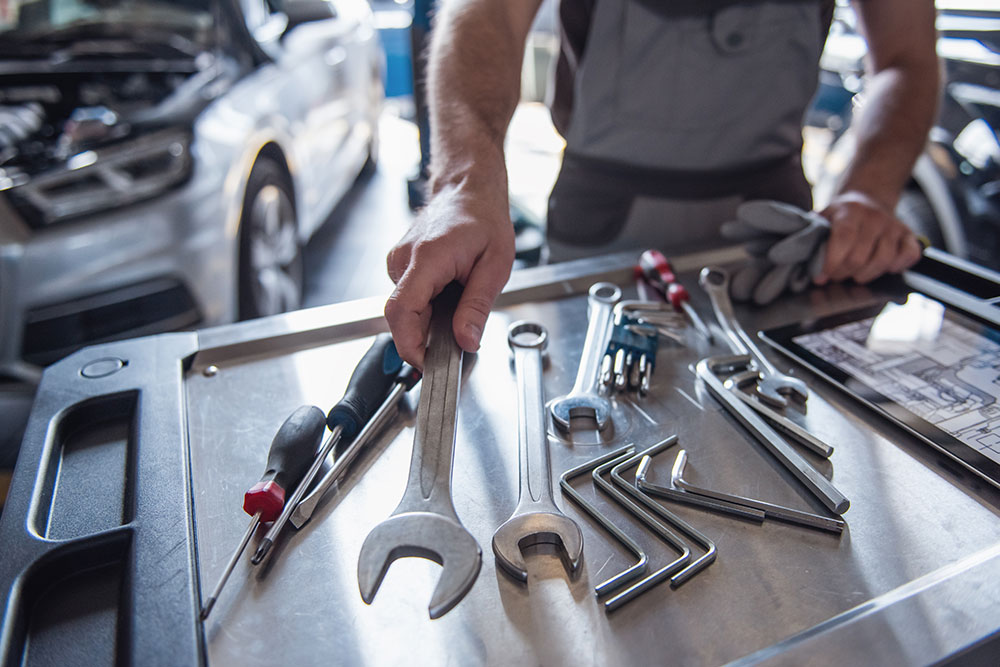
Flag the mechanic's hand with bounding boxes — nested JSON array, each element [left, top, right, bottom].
[[816, 191, 923, 286], [384, 183, 515, 368]]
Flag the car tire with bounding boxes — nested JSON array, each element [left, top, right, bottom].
[[238, 158, 303, 320], [896, 187, 944, 249]]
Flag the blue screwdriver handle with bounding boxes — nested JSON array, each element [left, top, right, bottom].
[[326, 333, 404, 438]]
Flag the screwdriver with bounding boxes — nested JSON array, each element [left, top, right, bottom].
[[251, 333, 403, 565], [637, 249, 714, 344], [289, 362, 422, 529], [200, 404, 327, 620]]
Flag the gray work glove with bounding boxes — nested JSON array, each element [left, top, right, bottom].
[[721, 200, 830, 305]]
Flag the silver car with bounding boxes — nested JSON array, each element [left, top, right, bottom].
[[0, 0, 383, 382]]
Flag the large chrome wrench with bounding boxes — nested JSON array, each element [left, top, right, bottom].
[[356, 283, 481, 619], [699, 266, 809, 407], [550, 282, 623, 431], [493, 322, 584, 582]]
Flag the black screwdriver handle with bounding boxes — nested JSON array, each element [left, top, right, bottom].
[[244, 405, 326, 521], [264, 405, 326, 490], [327, 333, 403, 438]]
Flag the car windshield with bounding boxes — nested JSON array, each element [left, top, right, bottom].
[[0, 0, 213, 52]]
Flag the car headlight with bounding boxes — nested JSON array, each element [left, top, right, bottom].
[[2, 128, 193, 228]]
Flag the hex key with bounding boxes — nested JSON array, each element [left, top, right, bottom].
[[632, 453, 765, 522], [696, 358, 850, 515], [559, 446, 648, 598], [664, 449, 845, 535], [591, 440, 692, 612], [608, 439, 718, 590]]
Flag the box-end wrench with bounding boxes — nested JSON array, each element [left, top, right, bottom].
[[356, 283, 482, 619], [696, 357, 850, 515], [699, 266, 808, 407], [550, 282, 622, 431], [492, 322, 584, 582]]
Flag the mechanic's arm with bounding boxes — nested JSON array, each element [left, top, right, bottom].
[[817, 0, 940, 285], [384, 0, 542, 367]]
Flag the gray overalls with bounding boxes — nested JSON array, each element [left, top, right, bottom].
[[545, 0, 834, 261]]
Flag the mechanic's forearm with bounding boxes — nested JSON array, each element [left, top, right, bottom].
[[836, 0, 941, 212], [425, 0, 539, 208], [836, 64, 940, 210]]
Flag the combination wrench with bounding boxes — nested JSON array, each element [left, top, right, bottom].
[[699, 266, 808, 407], [550, 282, 623, 431], [356, 283, 482, 619], [492, 322, 584, 582]]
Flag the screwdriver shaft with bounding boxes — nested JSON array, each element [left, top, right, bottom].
[[290, 382, 408, 528], [201, 511, 261, 620], [252, 424, 345, 565], [681, 302, 714, 343]]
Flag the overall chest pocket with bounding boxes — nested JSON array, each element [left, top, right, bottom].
[[615, 1, 822, 134]]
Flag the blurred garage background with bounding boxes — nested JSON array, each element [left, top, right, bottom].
[[1, 0, 998, 504]]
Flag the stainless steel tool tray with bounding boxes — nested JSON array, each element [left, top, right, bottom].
[[2, 250, 999, 666]]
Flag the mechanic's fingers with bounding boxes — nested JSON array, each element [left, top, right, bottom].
[[384, 287, 429, 369], [890, 234, 924, 274], [854, 230, 901, 284], [386, 242, 411, 284], [453, 251, 511, 353], [833, 219, 884, 282], [384, 259, 457, 368], [815, 216, 858, 285]]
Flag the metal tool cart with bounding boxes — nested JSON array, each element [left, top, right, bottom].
[[2, 249, 999, 666]]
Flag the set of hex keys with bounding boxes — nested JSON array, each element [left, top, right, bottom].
[[558, 435, 843, 613], [600, 301, 687, 396]]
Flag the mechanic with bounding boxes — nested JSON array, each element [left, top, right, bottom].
[[384, 0, 940, 367]]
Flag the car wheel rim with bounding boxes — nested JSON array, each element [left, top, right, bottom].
[[248, 184, 301, 317]]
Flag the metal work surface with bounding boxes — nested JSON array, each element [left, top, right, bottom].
[[187, 251, 1000, 666]]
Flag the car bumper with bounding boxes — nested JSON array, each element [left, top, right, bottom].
[[0, 164, 237, 378]]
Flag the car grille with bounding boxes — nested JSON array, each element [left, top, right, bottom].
[[21, 277, 201, 366]]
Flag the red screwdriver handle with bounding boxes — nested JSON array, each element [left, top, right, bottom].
[[244, 405, 326, 522], [666, 282, 690, 309], [639, 249, 677, 286]]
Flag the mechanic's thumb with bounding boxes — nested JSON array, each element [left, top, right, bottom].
[[453, 256, 511, 353]]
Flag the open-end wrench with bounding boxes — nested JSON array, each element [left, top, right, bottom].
[[550, 282, 623, 431], [699, 266, 808, 407], [356, 283, 481, 619], [723, 370, 833, 458], [492, 322, 584, 582]]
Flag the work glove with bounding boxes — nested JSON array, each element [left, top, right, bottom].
[[721, 200, 830, 305]]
